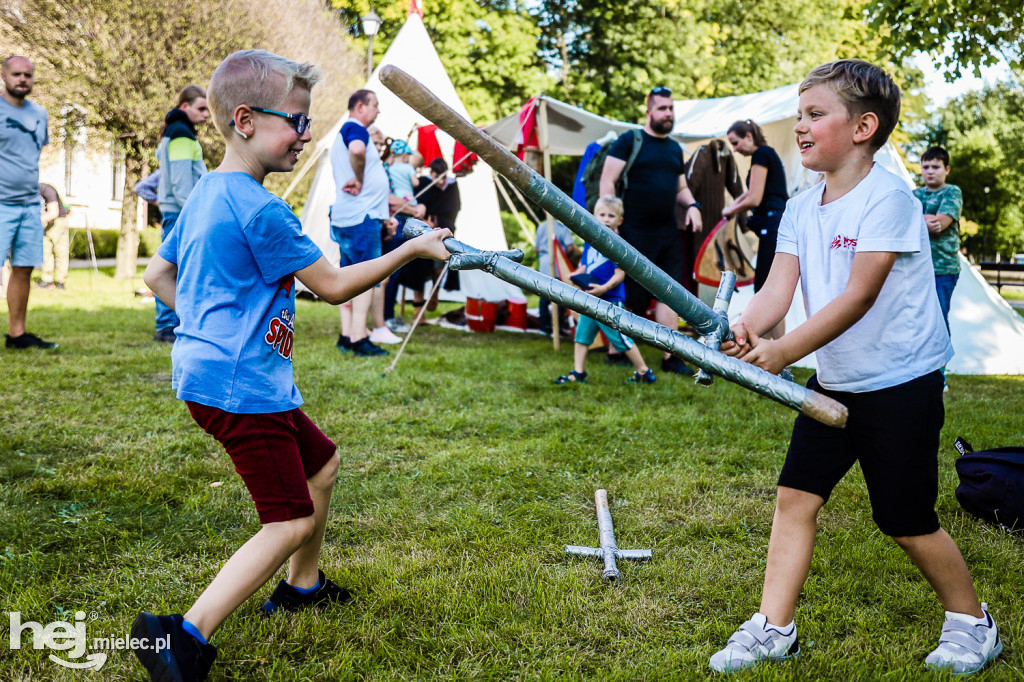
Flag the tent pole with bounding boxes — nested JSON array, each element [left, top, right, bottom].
[[539, 98, 559, 350], [281, 146, 324, 201], [500, 173, 543, 226], [378, 66, 730, 342], [493, 172, 535, 246]]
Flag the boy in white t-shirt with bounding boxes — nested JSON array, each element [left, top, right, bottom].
[[710, 59, 1001, 675]]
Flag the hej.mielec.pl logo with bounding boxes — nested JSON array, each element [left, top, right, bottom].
[[8, 610, 169, 671]]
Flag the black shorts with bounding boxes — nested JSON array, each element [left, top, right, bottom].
[[779, 371, 944, 537], [619, 225, 685, 314]]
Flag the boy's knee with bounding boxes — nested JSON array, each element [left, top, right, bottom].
[[775, 486, 824, 518], [310, 452, 340, 488], [279, 515, 317, 546]]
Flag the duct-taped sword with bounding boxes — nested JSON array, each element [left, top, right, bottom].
[[403, 219, 847, 428]]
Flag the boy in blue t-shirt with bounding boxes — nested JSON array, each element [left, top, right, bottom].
[[132, 50, 451, 682], [554, 196, 654, 385]]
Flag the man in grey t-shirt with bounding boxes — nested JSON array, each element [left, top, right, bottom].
[[0, 56, 56, 349]]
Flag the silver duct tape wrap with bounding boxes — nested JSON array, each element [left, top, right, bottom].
[[379, 65, 727, 340], [566, 489, 652, 582], [406, 219, 847, 428]]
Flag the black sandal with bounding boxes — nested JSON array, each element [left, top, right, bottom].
[[554, 370, 587, 385]]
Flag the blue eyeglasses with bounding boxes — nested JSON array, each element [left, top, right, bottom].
[[230, 106, 311, 134], [650, 86, 672, 97]]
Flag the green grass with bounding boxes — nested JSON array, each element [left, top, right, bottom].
[[2, 268, 1023, 681]]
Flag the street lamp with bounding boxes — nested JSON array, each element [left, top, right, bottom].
[[361, 9, 383, 80]]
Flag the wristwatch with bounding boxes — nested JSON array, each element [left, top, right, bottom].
[[687, 202, 702, 211]]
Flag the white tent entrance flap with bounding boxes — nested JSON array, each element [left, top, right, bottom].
[[298, 12, 516, 304]]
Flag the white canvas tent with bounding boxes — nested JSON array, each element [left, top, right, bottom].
[[670, 83, 910, 195], [297, 12, 520, 303], [485, 89, 1024, 374]]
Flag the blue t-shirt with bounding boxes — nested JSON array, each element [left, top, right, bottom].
[[389, 162, 417, 202], [581, 243, 625, 303], [158, 172, 323, 413], [0, 97, 49, 204]]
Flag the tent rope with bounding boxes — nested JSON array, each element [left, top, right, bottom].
[[381, 262, 450, 377]]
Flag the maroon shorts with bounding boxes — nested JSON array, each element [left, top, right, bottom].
[[186, 403, 337, 524]]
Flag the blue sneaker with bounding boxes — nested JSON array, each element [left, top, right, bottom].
[[626, 369, 656, 384], [131, 612, 217, 682]]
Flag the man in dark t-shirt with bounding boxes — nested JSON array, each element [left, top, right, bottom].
[[599, 87, 702, 376]]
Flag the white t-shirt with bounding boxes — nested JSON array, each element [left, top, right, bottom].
[[776, 164, 952, 392], [330, 119, 390, 227]]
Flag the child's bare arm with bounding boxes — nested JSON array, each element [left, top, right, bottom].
[[589, 267, 625, 296], [923, 213, 955, 233], [732, 254, 799, 337], [144, 254, 178, 310], [743, 251, 897, 373], [296, 229, 451, 304]]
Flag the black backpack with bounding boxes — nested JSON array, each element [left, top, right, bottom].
[[581, 129, 643, 212], [954, 436, 1024, 532]]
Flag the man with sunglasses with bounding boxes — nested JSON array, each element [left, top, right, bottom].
[[329, 89, 393, 357], [153, 84, 210, 343], [600, 86, 702, 377]]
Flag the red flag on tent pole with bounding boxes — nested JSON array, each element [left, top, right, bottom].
[[515, 96, 540, 160]]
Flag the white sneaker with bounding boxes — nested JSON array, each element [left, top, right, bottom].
[[709, 613, 799, 673], [369, 326, 402, 344], [925, 603, 1002, 675]]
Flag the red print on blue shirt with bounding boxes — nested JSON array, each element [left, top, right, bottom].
[[265, 308, 294, 359], [830, 235, 857, 250]]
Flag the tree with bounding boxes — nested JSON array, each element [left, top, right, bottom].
[[532, 0, 925, 124], [867, 0, 1023, 79], [2, 0, 260, 277], [331, 0, 552, 124], [2, 0, 360, 277]]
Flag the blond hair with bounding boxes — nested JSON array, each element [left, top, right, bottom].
[[208, 50, 322, 137], [799, 59, 900, 150], [594, 195, 624, 219]]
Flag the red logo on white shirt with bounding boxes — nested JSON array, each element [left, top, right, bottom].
[[830, 235, 858, 250]]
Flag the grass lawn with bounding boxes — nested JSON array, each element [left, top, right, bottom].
[[2, 268, 1022, 681]]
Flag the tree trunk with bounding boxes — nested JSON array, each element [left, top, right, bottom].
[[114, 149, 143, 279]]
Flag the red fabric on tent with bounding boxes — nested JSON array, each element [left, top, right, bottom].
[[453, 141, 477, 174], [416, 124, 443, 165], [515, 96, 539, 160]]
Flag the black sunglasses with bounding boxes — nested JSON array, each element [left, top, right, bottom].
[[650, 86, 672, 97], [230, 106, 311, 135]]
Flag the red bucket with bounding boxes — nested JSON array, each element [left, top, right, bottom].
[[465, 297, 498, 333], [505, 299, 528, 330]]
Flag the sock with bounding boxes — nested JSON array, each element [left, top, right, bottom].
[[289, 576, 322, 594], [181, 619, 208, 646], [764, 618, 795, 637]]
